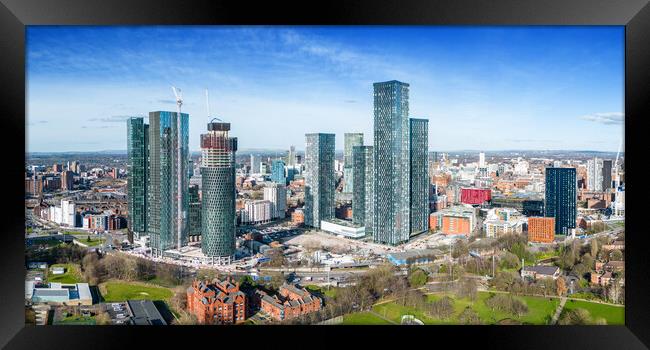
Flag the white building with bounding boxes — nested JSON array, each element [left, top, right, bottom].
[[320, 218, 365, 239], [263, 183, 287, 219], [587, 158, 604, 191], [241, 200, 272, 224], [483, 208, 526, 238], [514, 159, 529, 175], [61, 199, 76, 227]]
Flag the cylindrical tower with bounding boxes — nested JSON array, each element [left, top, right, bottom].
[[200, 121, 238, 264]]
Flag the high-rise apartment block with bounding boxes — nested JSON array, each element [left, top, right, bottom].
[[373, 80, 411, 245], [127, 117, 149, 240], [250, 154, 260, 174], [304, 133, 335, 228], [147, 111, 189, 256], [343, 133, 363, 193], [409, 118, 429, 234], [188, 184, 201, 242], [200, 121, 237, 264], [264, 182, 287, 219], [602, 159, 613, 190], [352, 145, 373, 236], [271, 159, 286, 185], [545, 167, 577, 235], [587, 157, 604, 191]]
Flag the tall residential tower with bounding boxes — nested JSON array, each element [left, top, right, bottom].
[[409, 118, 429, 234], [373, 80, 411, 245], [200, 121, 238, 264], [127, 117, 149, 240], [545, 167, 577, 235], [352, 145, 373, 236], [148, 111, 189, 256], [304, 133, 335, 228], [343, 133, 364, 193]]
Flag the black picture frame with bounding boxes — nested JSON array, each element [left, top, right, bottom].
[[2, 0, 649, 349]]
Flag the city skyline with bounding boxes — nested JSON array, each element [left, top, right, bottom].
[[27, 26, 624, 153]]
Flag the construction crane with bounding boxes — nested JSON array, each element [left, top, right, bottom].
[[205, 88, 222, 122], [611, 137, 624, 216], [172, 86, 185, 251]]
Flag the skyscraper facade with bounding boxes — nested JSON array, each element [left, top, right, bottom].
[[188, 184, 202, 242], [409, 118, 429, 234], [127, 117, 149, 240], [352, 145, 373, 236], [271, 159, 286, 185], [587, 158, 604, 191], [250, 154, 260, 174], [343, 133, 364, 193], [287, 145, 296, 167], [602, 159, 613, 190], [304, 133, 335, 228], [545, 167, 577, 235], [148, 111, 189, 256], [264, 182, 287, 219], [200, 121, 238, 263], [373, 80, 410, 245]]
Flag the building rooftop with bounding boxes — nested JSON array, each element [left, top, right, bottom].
[[523, 265, 559, 276], [127, 300, 167, 326], [388, 249, 441, 261]]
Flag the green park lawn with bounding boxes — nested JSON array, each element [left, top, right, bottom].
[[47, 263, 84, 284], [562, 299, 624, 325], [77, 236, 105, 247], [369, 291, 559, 325], [100, 281, 174, 302], [305, 285, 338, 299], [341, 311, 392, 325]]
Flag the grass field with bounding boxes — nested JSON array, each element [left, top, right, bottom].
[[341, 311, 392, 325], [305, 285, 338, 299], [54, 315, 96, 325], [369, 291, 559, 325], [562, 299, 624, 325], [100, 281, 174, 302], [75, 236, 105, 247], [47, 263, 84, 284]]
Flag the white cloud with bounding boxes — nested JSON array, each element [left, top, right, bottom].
[[580, 112, 624, 125]]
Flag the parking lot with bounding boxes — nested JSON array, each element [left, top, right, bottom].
[[104, 302, 132, 325]]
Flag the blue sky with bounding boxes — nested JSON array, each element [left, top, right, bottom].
[[26, 26, 624, 152]]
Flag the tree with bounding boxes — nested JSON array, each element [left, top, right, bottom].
[[558, 308, 592, 325], [555, 277, 567, 296], [408, 268, 428, 288], [428, 296, 455, 319], [456, 277, 478, 301], [590, 240, 599, 258], [499, 252, 520, 270], [95, 310, 112, 325], [452, 240, 469, 260], [458, 307, 481, 325], [609, 249, 623, 261]]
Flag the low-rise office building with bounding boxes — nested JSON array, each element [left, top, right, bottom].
[[320, 218, 365, 239]]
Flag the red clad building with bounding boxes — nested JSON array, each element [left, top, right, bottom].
[[186, 278, 247, 324], [460, 188, 491, 205]]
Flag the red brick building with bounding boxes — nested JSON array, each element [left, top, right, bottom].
[[257, 284, 322, 321], [186, 278, 247, 324]]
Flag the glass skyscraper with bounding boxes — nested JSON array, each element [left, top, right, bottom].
[[271, 159, 286, 185], [147, 111, 190, 256], [352, 145, 373, 237], [304, 133, 335, 228], [409, 118, 429, 234], [545, 167, 577, 235], [200, 121, 238, 264], [343, 133, 364, 193], [373, 80, 411, 245], [127, 117, 148, 240], [188, 184, 201, 242]]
